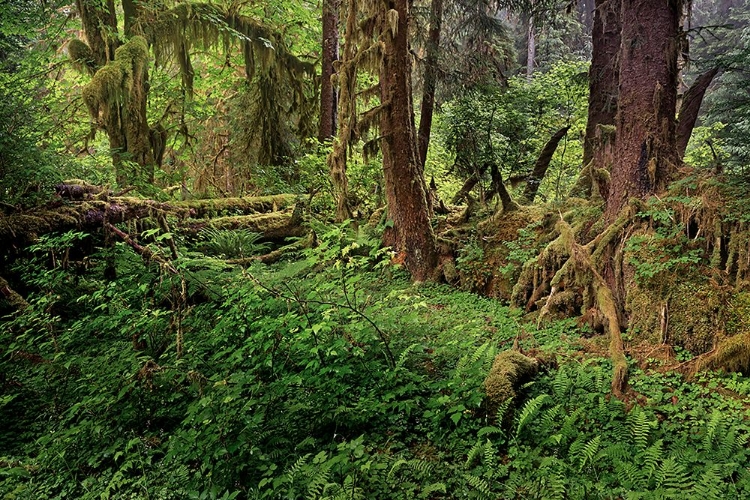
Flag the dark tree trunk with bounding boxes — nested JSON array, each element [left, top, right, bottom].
[[417, 0, 443, 170], [676, 67, 719, 158], [489, 163, 518, 213], [380, 0, 438, 281], [523, 126, 570, 203], [319, 0, 339, 141], [451, 173, 480, 204], [583, 0, 621, 171], [605, 0, 682, 222]]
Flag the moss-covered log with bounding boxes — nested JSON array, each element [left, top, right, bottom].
[[483, 350, 538, 421], [0, 195, 300, 244], [0, 275, 29, 312]]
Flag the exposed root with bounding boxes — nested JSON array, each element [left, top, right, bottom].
[[685, 331, 750, 377], [515, 210, 633, 397]]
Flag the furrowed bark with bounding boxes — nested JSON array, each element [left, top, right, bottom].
[[379, 0, 438, 281]]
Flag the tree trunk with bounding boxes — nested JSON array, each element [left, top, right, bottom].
[[380, 0, 438, 281], [451, 173, 480, 204], [319, 0, 339, 141], [676, 67, 719, 158], [326, 0, 356, 222], [523, 126, 570, 203], [489, 163, 518, 213], [526, 10, 536, 82], [605, 0, 682, 222], [417, 0, 443, 170], [582, 0, 621, 173], [74, 0, 118, 68]]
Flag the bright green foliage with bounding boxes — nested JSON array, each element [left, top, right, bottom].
[[3, 224, 750, 498], [439, 60, 588, 203], [199, 229, 270, 258]]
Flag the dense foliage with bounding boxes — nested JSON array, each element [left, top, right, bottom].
[[3, 228, 750, 498], [5, 0, 750, 498]]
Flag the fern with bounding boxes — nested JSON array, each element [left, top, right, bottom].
[[515, 394, 551, 436], [464, 473, 492, 499], [576, 435, 602, 471], [691, 464, 725, 500], [654, 456, 691, 492], [628, 407, 655, 452], [465, 440, 489, 468]]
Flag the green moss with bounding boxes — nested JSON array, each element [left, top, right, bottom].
[[483, 350, 538, 420]]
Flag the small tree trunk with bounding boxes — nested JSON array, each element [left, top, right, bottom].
[[605, 0, 682, 222], [523, 126, 570, 203], [676, 67, 719, 158], [526, 10, 536, 82], [451, 173, 480, 204], [417, 0, 443, 170], [380, 0, 438, 281], [319, 0, 339, 141], [326, 0, 356, 221], [490, 163, 518, 213]]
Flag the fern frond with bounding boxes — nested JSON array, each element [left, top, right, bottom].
[[464, 473, 492, 499], [628, 407, 655, 452], [691, 464, 725, 500], [515, 394, 550, 436], [577, 435, 602, 471]]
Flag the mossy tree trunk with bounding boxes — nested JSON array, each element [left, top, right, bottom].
[[326, 0, 356, 222], [582, 0, 620, 175], [74, 0, 156, 187], [319, 0, 339, 142], [605, 0, 682, 222], [379, 0, 438, 281]]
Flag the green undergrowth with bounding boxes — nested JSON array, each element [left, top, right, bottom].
[[2, 226, 750, 498]]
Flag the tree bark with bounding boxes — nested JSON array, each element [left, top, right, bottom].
[[451, 173, 480, 205], [380, 0, 438, 281], [417, 0, 443, 170], [605, 0, 682, 222], [523, 126, 570, 203], [319, 0, 339, 141], [676, 67, 719, 158], [326, 0, 356, 222], [74, 0, 119, 68], [582, 0, 621, 173], [526, 10, 536, 82]]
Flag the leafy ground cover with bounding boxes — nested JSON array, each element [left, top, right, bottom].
[[2, 227, 750, 499]]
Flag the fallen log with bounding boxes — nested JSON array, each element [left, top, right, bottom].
[[0, 194, 300, 244], [0, 275, 29, 312]]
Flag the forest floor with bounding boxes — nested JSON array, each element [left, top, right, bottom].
[[2, 223, 750, 498]]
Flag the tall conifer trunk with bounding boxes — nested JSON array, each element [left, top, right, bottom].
[[605, 0, 682, 221], [380, 0, 437, 281], [583, 0, 620, 170], [417, 0, 442, 170]]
